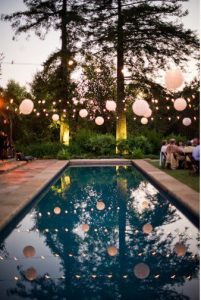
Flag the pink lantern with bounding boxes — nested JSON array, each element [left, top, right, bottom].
[[54, 207, 61, 214], [23, 246, 36, 258], [81, 224, 90, 232], [95, 116, 104, 125], [79, 109, 88, 118], [19, 99, 34, 115], [182, 118, 191, 126], [106, 100, 116, 111], [142, 223, 153, 234], [107, 246, 118, 256], [132, 100, 149, 116], [134, 263, 150, 279], [174, 98, 187, 111], [174, 242, 187, 256], [144, 108, 152, 118], [25, 267, 37, 281], [96, 201, 105, 210], [165, 69, 184, 91], [52, 114, 59, 121]]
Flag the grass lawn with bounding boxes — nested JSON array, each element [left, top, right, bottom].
[[148, 160, 200, 192]]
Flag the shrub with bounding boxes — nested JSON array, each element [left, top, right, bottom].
[[131, 148, 144, 159], [89, 134, 116, 156], [57, 148, 70, 160], [15, 142, 63, 158]]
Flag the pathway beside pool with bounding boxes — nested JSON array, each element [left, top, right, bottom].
[[0, 160, 68, 231], [0, 159, 199, 232], [132, 160, 199, 220]]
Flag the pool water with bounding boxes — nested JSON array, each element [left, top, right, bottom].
[[0, 166, 199, 300]]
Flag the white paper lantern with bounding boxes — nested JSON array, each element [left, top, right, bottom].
[[95, 116, 104, 125], [25, 267, 37, 281], [144, 108, 152, 118], [107, 246, 118, 256], [174, 242, 187, 256], [165, 69, 184, 91], [23, 246, 36, 258], [141, 117, 148, 125], [174, 98, 187, 111], [132, 100, 149, 116], [19, 99, 34, 115], [52, 114, 59, 121], [106, 100, 116, 111], [79, 109, 88, 118], [96, 201, 105, 210], [182, 117, 191, 126], [134, 263, 150, 279]]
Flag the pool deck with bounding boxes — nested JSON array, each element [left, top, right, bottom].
[[132, 160, 199, 221], [0, 160, 68, 232], [0, 159, 199, 232]]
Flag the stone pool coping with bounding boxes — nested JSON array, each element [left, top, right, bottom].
[[0, 158, 199, 233], [132, 160, 199, 220]]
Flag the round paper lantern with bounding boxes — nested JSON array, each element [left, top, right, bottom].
[[23, 246, 36, 258], [134, 263, 150, 279], [182, 117, 191, 126], [54, 207, 61, 214], [165, 69, 184, 91], [19, 99, 34, 115], [25, 267, 37, 281], [106, 100, 116, 111], [141, 117, 148, 125], [142, 223, 153, 234], [52, 114, 59, 121], [132, 100, 149, 116], [79, 109, 88, 118], [144, 108, 152, 118], [142, 201, 149, 209], [96, 201, 105, 210], [174, 243, 187, 256], [82, 224, 90, 232], [107, 246, 118, 256], [95, 116, 104, 125], [174, 98, 187, 111]]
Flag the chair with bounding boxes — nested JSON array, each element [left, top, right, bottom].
[[16, 152, 34, 161]]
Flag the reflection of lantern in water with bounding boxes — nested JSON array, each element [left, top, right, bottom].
[[142, 200, 149, 209], [142, 223, 153, 234], [134, 263, 150, 279], [25, 267, 37, 281], [96, 201, 105, 210], [23, 246, 36, 258], [54, 207, 61, 214], [107, 246, 118, 256], [82, 224, 90, 232], [174, 243, 187, 256]]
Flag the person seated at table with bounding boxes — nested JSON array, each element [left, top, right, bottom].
[[183, 141, 194, 154], [165, 139, 184, 169], [183, 141, 195, 169], [159, 140, 168, 167], [191, 139, 200, 174]]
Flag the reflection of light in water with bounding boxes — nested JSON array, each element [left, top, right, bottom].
[[23, 246, 36, 257], [134, 263, 150, 279], [54, 207, 61, 214], [82, 224, 90, 232], [107, 246, 118, 256], [25, 267, 37, 281], [96, 201, 105, 210], [143, 223, 153, 234], [130, 182, 158, 213], [174, 242, 187, 256]]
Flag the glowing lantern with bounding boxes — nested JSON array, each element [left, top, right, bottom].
[[174, 98, 187, 111], [107, 246, 118, 256], [95, 116, 104, 125], [134, 263, 150, 279], [96, 201, 105, 210], [165, 69, 184, 91], [141, 117, 148, 125], [174, 243, 187, 256], [144, 108, 152, 118], [142, 200, 149, 209], [82, 224, 90, 232], [54, 207, 61, 214], [182, 118, 191, 126], [106, 100, 116, 111], [52, 114, 59, 121], [132, 100, 149, 116], [23, 246, 36, 258], [142, 223, 153, 234], [25, 267, 37, 281], [79, 109, 88, 118], [19, 99, 34, 115]]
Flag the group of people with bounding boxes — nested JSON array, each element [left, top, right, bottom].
[[0, 131, 15, 160], [160, 138, 200, 173]]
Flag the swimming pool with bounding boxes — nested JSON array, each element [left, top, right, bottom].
[[0, 165, 199, 300]]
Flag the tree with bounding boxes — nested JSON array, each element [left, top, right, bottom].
[[82, 0, 199, 145], [2, 0, 85, 145]]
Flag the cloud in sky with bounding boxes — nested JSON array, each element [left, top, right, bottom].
[[0, 0, 199, 89]]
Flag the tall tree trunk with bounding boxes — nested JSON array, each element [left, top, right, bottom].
[[116, 0, 127, 151], [60, 0, 70, 145]]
